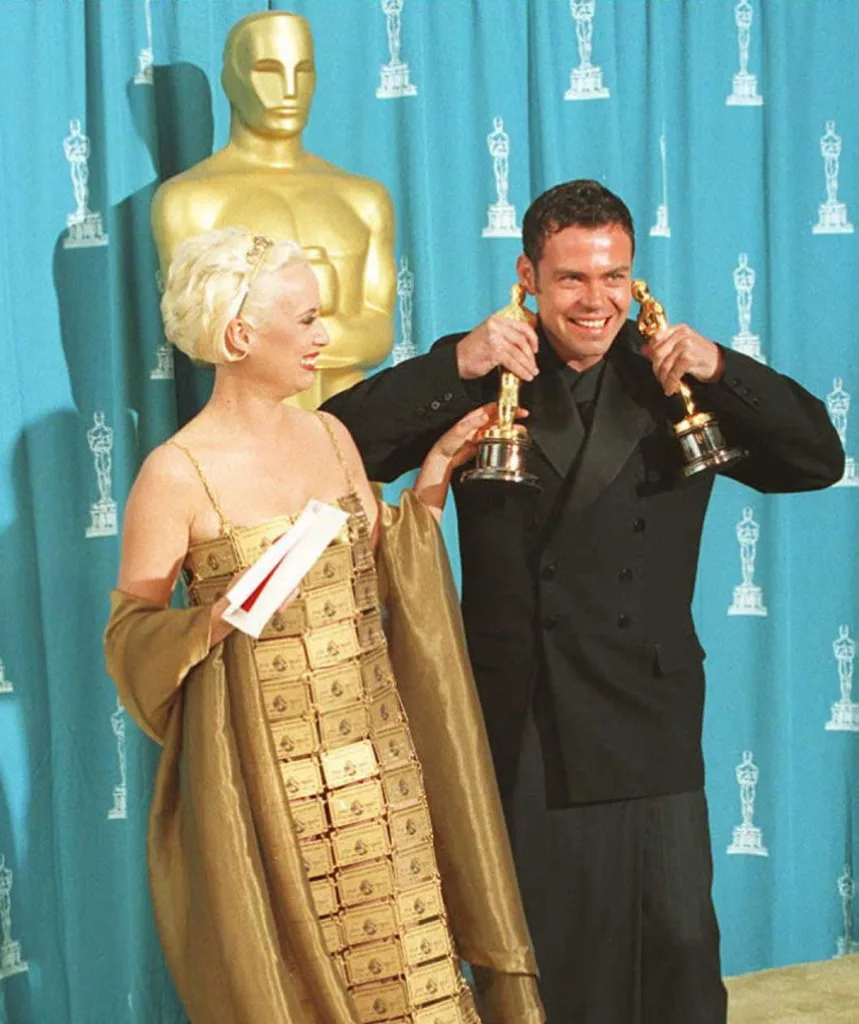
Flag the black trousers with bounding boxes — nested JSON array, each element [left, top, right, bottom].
[[504, 712, 728, 1024]]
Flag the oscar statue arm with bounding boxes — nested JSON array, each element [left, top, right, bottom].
[[151, 175, 213, 277], [689, 347, 844, 492], [322, 333, 489, 482], [318, 181, 397, 374]]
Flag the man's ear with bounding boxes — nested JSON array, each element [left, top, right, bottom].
[[224, 317, 251, 361], [516, 253, 537, 296]]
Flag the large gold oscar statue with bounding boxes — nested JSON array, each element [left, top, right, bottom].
[[152, 11, 396, 408]]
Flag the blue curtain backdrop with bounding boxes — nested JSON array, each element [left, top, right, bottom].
[[0, 1, 857, 1021]]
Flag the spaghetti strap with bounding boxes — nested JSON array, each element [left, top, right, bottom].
[[315, 412, 356, 494], [168, 441, 233, 536]]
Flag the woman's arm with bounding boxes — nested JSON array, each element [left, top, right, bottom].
[[117, 445, 234, 648], [414, 405, 495, 521], [321, 405, 503, 526]]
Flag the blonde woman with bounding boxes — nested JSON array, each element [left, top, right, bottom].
[[105, 228, 543, 1024]]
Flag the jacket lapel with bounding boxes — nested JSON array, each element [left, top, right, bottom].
[[525, 369, 584, 480], [565, 329, 657, 515]]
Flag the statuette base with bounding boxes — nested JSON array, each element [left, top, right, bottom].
[[673, 414, 746, 478], [813, 201, 855, 236], [728, 583, 767, 617], [727, 824, 768, 857], [64, 212, 109, 249], [835, 937, 859, 958], [460, 435, 540, 490], [377, 62, 417, 99], [726, 72, 763, 106], [732, 331, 766, 364], [107, 785, 127, 820], [835, 456, 859, 488], [134, 49, 154, 85], [565, 65, 610, 101], [825, 700, 859, 733], [86, 499, 118, 539], [392, 341, 418, 365], [482, 202, 521, 238], [0, 940, 28, 980], [649, 205, 671, 238], [150, 344, 174, 381]]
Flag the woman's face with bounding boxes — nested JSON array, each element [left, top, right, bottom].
[[249, 262, 328, 394]]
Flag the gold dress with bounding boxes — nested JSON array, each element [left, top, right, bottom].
[[175, 422, 479, 1023], [105, 416, 544, 1024]]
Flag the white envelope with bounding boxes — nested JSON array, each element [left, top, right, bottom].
[[222, 499, 350, 639]]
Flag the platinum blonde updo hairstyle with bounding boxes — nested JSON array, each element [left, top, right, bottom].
[[160, 227, 307, 364]]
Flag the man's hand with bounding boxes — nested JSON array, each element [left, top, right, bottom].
[[456, 315, 539, 381], [640, 323, 725, 396]]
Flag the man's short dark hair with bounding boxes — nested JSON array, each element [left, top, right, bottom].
[[522, 180, 635, 266]]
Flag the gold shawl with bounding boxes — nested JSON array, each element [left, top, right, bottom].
[[104, 491, 544, 1023]]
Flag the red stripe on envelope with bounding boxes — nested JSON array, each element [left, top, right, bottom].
[[241, 541, 286, 611]]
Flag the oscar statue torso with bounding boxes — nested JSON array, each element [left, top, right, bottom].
[[152, 11, 396, 409]]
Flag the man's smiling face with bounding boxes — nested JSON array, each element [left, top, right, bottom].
[[517, 222, 633, 371]]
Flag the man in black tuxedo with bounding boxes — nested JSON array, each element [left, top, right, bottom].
[[323, 181, 844, 1023]]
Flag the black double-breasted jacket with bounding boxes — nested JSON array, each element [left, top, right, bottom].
[[324, 322, 844, 804]]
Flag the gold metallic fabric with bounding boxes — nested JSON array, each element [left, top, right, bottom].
[[104, 492, 543, 1023]]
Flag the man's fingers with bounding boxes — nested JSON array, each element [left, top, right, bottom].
[[659, 347, 691, 396], [658, 344, 683, 379], [498, 348, 538, 381], [508, 332, 540, 372], [494, 333, 538, 379], [507, 319, 539, 352], [490, 322, 539, 371], [459, 314, 542, 380], [649, 341, 673, 381], [490, 316, 538, 346]]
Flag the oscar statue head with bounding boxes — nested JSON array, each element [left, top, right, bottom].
[[222, 12, 316, 139]]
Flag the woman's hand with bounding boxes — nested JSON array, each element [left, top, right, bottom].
[[415, 404, 527, 518], [209, 573, 300, 648], [432, 404, 495, 468]]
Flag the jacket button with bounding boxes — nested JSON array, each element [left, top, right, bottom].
[[541, 563, 557, 581], [543, 615, 559, 631], [618, 567, 633, 583], [430, 399, 441, 410], [633, 517, 646, 532], [731, 377, 742, 387], [617, 614, 632, 629], [443, 392, 454, 402]]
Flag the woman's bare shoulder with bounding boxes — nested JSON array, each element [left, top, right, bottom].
[[316, 409, 361, 456], [125, 439, 204, 519]]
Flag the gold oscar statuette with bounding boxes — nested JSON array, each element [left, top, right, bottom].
[[460, 284, 540, 489], [632, 279, 745, 477], [151, 11, 396, 410]]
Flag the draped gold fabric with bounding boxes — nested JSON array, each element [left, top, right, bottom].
[[104, 491, 544, 1024]]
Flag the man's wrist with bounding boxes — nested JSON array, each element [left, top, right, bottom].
[[697, 343, 726, 384], [455, 339, 472, 380]]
